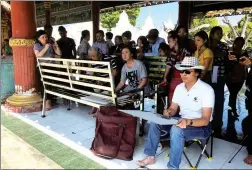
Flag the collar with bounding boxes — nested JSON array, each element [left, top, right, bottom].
[[183, 79, 201, 92]]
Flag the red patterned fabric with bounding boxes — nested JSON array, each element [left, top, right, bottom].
[[168, 69, 182, 106]]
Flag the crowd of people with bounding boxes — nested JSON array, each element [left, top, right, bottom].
[[34, 24, 252, 167]]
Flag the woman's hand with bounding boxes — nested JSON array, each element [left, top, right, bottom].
[[228, 51, 237, 61], [45, 43, 50, 50]]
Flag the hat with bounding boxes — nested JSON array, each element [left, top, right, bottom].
[[175, 56, 205, 71]]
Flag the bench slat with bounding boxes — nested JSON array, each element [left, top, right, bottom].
[[41, 69, 111, 82], [43, 81, 114, 100], [40, 63, 67, 68], [149, 73, 163, 78], [42, 75, 113, 91], [149, 68, 166, 72], [148, 62, 166, 66], [45, 90, 106, 108], [38, 57, 110, 65], [145, 56, 167, 60]]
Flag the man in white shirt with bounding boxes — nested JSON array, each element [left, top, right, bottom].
[[137, 56, 215, 169]]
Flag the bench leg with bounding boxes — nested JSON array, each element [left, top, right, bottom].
[[67, 100, 71, 111], [41, 91, 46, 118]]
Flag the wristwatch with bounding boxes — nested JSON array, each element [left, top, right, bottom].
[[189, 119, 193, 126]]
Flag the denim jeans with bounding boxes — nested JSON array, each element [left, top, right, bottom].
[[144, 121, 211, 169]]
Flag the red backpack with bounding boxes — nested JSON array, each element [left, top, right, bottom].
[[91, 106, 137, 161]]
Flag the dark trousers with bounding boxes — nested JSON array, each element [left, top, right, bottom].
[[242, 114, 252, 155], [211, 76, 225, 133], [226, 81, 244, 112]]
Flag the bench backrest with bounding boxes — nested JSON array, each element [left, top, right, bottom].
[[145, 56, 167, 85], [37, 57, 117, 108]]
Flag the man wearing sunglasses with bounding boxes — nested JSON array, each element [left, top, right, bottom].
[[137, 56, 215, 169]]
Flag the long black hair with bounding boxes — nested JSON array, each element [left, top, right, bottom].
[[137, 36, 149, 52], [195, 30, 209, 48]]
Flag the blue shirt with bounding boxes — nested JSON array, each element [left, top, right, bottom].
[[146, 37, 165, 56], [92, 41, 108, 55]]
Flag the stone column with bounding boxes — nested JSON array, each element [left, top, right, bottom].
[[92, 1, 100, 42], [5, 1, 42, 113], [178, 1, 191, 30]]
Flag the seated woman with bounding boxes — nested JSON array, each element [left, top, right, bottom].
[[34, 30, 61, 110], [87, 47, 118, 115], [137, 36, 151, 60], [115, 46, 150, 96], [137, 36, 152, 74], [194, 30, 213, 83]]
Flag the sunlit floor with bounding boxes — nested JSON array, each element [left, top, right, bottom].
[[5, 93, 250, 169]]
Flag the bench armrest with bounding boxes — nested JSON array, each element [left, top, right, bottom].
[[116, 88, 144, 97]]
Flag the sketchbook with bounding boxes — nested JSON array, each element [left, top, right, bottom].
[[119, 110, 178, 125]]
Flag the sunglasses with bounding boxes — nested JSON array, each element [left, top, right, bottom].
[[179, 70, 192, 75]]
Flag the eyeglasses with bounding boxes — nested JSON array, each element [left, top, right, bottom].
[[179, 70, 192, 75]]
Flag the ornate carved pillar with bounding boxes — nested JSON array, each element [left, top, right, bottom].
[[178, 1, 191, 30], [92, 1, 100, 42], [5, 1, 42, 113], [44, 1, 51, 25]]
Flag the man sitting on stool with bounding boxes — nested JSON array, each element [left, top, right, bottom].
[[137, 56, 215, 169]]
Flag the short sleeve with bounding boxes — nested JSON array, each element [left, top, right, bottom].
[[120, 65, 127, 83], [171, 85, 180, 104], [203, 49, 214, 60], [201, 87, 215, 108], [138, 61, 148, 79], [33, 43, 41, 51]]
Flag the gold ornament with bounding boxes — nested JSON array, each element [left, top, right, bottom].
[[9, 38, 35, 47]]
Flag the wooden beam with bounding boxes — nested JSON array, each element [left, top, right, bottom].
[[92, 1, 100, 42]]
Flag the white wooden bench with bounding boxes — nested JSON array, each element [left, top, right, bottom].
[[37, 57, 144, 117]]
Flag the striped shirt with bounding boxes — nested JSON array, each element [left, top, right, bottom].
[[91, 55, 117, 78]]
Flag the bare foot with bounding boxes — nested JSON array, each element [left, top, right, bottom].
[[244, 155, 252, 166], [88, 107, 97, 115], [137, 156, 156, 167]]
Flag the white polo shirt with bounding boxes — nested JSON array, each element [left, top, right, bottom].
[[172, 79, 215, 121]]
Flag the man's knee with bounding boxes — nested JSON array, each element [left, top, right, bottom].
[[149, 122, 161, 131], [170, 125, 183, 139]]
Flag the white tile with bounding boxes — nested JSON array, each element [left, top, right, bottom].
[[64, 133, 88, 144], [82, 138, 94, 149], [221, 147, 251, 169], [78, 127, 95, 139], [54, 121, 95, 137]]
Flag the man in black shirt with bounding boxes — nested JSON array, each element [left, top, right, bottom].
[[57, 26, 77, 59]]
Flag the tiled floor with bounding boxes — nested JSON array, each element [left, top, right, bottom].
[[14, 98, 251, 169]]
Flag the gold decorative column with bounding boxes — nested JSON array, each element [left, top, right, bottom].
[[5, 1, 42, 113], [44, 1, 51, 25]]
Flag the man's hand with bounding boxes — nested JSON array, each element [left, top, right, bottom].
[[240, 56, 252, 66], [163, 109, 172, 118], [176, 118, 188, 128]]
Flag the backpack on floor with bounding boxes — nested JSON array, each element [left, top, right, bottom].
[[90, 106, 137, 161]]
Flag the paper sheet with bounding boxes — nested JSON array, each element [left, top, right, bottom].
[[120, 110, 178, 125], [80, 96, 111, 105], [211, 66, 218, 83]]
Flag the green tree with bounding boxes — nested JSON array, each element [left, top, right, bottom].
[[125, 8, 141, 26], [189, 17, 231, 39], [100, 11, 120, 31], [100, 8, 140, 31], [223, 14, 252, 48]]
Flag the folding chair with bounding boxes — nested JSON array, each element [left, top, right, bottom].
[[183, 131, 214, 169]]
